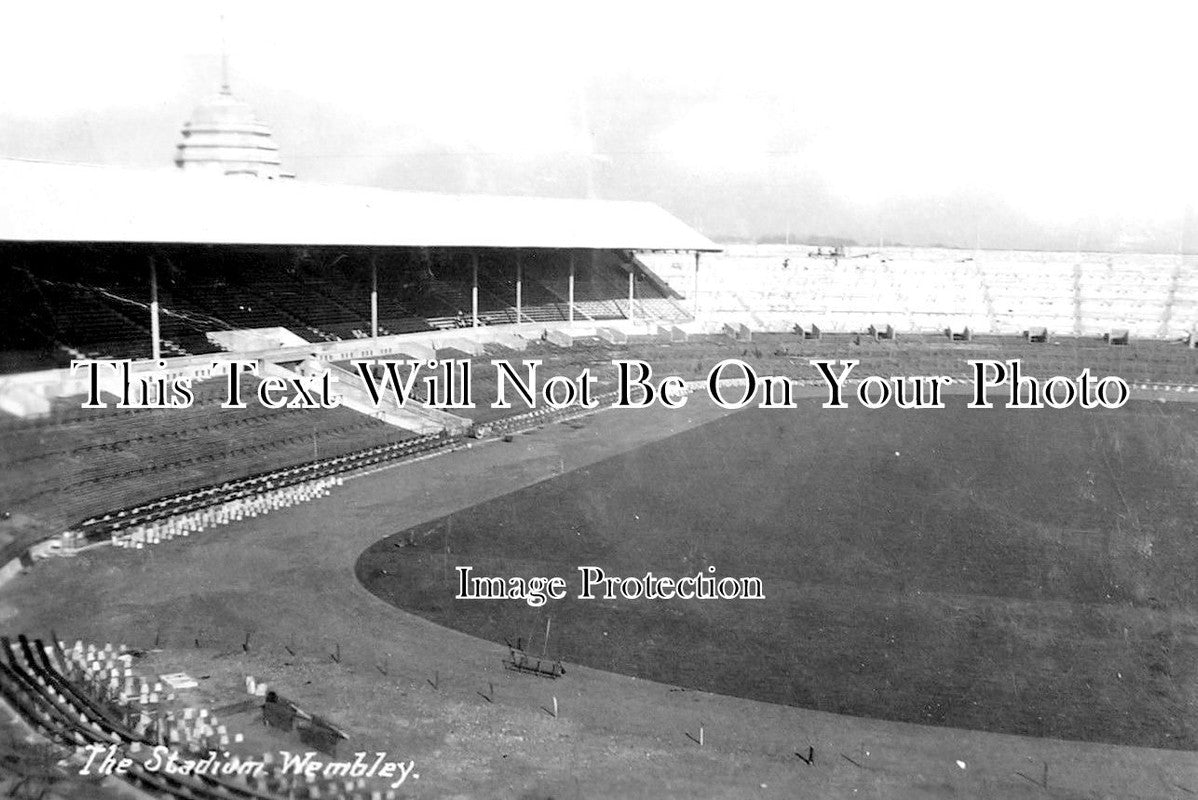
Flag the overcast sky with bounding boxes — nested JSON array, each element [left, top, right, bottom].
[[1, 1, 1194, 251]]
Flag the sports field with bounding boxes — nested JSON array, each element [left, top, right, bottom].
[[5, 391, 1196, 798], [359, 397, 1198, 750]]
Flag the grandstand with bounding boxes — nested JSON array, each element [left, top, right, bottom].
[[3, 159, 1197, 572], [643, 245, 1198, 341], [0, 157, 716, 552], [2, 159, 1198, 799], [0, 159, 708, 377]]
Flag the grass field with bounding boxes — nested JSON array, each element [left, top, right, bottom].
[[6, 392, 1195, 798], [359, 397, 1198, 751]]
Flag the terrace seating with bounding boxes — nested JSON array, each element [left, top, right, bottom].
[[512, 304, 569, 323], [0, 634, 394, 800], [13, 284, 154, 361], [0, 249, 690, 371], [0, 377, 419, 529], [243, 271, 365, 332], [164, 281, 301, 333], [67, 428, 455, 543], [107, 476, 341, 550], [680, 247, 1196, 340]]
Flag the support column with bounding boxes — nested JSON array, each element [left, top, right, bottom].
[[568, 251, 576, 324], [370, 255, 378, 340], [515, 252, 523, 323], [471, 252, 479, 329], [693, 251, 701, 317], [149, 254, 161, 361], [628, 269, 635, 321]]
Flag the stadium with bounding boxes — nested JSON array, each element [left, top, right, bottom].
[[1, 19, 1197, 800]]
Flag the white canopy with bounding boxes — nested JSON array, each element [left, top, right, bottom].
[[0, 158, 719, 252]]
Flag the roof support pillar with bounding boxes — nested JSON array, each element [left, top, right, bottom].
[[628, 269, 635, 321], [148, 254, 161, 361], [568, 251, 576, 324], [370, 254, 378, 341], [693, 251, 701, 317], [471, 252, 479, 329], [515, 252, 523, 323]]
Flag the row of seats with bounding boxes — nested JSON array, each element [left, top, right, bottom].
[[681, 247, 1197, 338], [1, 376, 412, 530], [0, 635, 397, 799], [69, 429, 455, 541], [106, 477, 340, 550], [0, 253, 691, 373]]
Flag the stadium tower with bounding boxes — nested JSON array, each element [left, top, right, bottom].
[[174, 38, 292, 179]]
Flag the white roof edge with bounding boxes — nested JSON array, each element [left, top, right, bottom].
[[0, 158, 721, 252]]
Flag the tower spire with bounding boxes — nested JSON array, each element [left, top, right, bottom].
[[219, 14, 230, 93], [175, 11, 291, 178]]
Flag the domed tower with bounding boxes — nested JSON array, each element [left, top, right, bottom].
[[175, 63, 292, 178]]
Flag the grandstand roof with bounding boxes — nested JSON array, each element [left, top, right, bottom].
[[0, 158, 718, 251]]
